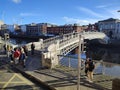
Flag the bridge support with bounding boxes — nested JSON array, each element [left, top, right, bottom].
[[41, 41, 60, 69]]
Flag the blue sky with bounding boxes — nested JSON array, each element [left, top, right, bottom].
[[1, 0, 120, 25]]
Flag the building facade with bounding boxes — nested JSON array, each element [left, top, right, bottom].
[[82, 23, 98, 31], [26, 23, 51, 36], [47, 24, 83, 35], [98, 18, 120, 39], [115, 22, 120, 39]]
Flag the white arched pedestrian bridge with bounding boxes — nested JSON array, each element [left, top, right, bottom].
[[39, 31, 109, 68]]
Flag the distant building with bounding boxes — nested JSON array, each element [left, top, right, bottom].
[[7, 25, 15, 32], [115, 22, 120, 39], [26, 23, 52, 36], [47, 24, 83, 35], [98, 18, 120, 39], [82, 23, 98, 31], [20, 25, 26, 33]]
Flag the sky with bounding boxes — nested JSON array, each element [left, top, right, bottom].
[[1, 0, 120, 25]]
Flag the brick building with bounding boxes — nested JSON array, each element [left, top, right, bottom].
[[47, 24, 83, 35], [26, 23, 50, 36]]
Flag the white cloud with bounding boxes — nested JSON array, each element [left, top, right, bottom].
[[77, 7, 104, 18], [105, 9, 120, 19], [96, 4, 113, 8], [12, 0, 21, 4], [63, 17, 98, 25], [20, 13, 40, 16], [95, 3, 120, 19], [96, 5, 108, 8]]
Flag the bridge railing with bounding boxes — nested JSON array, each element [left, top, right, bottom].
[[42, 31, 109, 55]]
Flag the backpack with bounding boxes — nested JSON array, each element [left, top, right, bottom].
[[89, 61, 95, 71]]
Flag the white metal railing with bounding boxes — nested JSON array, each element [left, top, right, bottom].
[[42, 31, 109, 55]]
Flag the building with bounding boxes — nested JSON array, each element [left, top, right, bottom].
[[20, 25, 27, 33], [82, 23, 98, 31], [115, 22, 120, 39], [47, 24, 83, 35], [98, 18, 120, 39], [26, 23, 52, 36]]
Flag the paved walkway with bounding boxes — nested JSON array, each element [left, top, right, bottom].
[[0, 53, 44, 90], [11, 51, 114, 90]]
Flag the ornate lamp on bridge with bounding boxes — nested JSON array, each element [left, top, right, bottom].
[[117, 10, 120, 12]]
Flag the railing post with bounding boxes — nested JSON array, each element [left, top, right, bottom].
[[68, 56, 71, 68], [102, 61, 105, 75]]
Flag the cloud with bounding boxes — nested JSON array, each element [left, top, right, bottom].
[[12, 0, 21, 4], [104, 8, 120, 19], [96, 5, 108, 8], [96, 4, 113, 9], [63, 17, 98, 25], [77, 7, 104, 18], [20, 13, 40, 16]]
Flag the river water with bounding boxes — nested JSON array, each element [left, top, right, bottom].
[[10, 38, 120, 78]]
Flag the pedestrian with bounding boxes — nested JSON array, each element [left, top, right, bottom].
[[3, 44, 6, 54], [31, 42, 35, 55], [23, 45, 28, 56], [87, 58, 95, 83], [19, 47, 26, 68], [9, 47, 14, 63], [13, 48, 20, 65], [84, 58, 90, 78], [6, 44, 11, 58]]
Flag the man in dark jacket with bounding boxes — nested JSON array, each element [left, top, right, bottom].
[[31, 42, 35, 55], [87, 59, 95, 83]]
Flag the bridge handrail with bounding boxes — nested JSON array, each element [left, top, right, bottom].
[[42, 31, 109, 52]]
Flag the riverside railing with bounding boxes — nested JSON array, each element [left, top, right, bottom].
[[57, 54, 120, 78]]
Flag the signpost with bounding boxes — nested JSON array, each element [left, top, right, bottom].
[[77, 34, 81, 90]]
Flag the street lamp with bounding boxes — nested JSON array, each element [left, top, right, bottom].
[[117, 10, 120, 12]]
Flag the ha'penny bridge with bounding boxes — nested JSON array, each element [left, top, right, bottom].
[[31, 31, 109, 68], [1, 31, 120, 90], [25, 31, 119, 90]]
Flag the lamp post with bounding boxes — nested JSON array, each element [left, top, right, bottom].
[[117, 10, 120, 12], [77, 34, 81, 90]]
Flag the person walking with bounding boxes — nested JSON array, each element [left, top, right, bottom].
[[6, 44, 11, 58], [23, 45, 28, 56], [19, 47, 26, 68], [13, 48, 20, 65], [87, 59, 95, 83], [84, 58, 90, 78], [31, 42, 35, 55], [3, 44, 7, 54]]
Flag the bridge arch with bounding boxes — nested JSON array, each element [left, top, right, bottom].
[[40, 31, 109, 68]]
